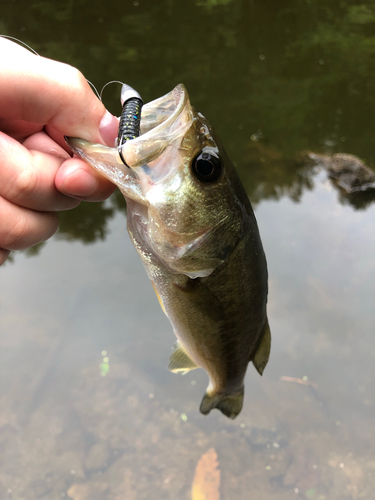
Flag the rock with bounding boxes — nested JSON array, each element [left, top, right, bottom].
[[308, 152, 375, 193]]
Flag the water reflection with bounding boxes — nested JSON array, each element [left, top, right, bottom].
[[18, 147, 375, 257], [3, 0, 375, 160], [1, 175, 375, 498], [1, 0, 375, 498]]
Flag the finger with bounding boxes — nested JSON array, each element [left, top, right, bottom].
[[55, 158, 117, 201], [0, 248, 11, 266], [0, 131, 80, 211], [44, 118, 119, 155], [22, 130, 71, 159], [0, 118, 43, 142], [0, 196, 59, 250], [0, 38, 119, 145], [45, 123, 81, 154]]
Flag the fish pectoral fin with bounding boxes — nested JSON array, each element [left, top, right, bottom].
[[168, 343, 198, 374], [252, 317, 271, 376]]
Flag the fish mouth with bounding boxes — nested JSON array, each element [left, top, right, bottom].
[[66, 83, 192, 167], [66, 84, 194, 194], [139, 84, 190, 136], [118, 84, 193, 169]]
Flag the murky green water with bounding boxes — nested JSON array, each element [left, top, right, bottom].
[[1, 1, 375, 499]]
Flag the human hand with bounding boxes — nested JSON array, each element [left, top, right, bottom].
[[0, 38, 119, 265]]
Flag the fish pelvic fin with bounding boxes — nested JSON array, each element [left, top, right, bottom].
[[168, 343, 198, 374], [252, 317, 271, 376], [199, 389, 244, 419]]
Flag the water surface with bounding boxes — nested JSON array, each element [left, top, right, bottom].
[[1, 1, 375, 498]]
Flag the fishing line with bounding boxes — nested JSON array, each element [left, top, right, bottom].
[[100, 80, 124, 101], [1, 35, 101, 101], [2, 35, 143, 159], [0, 35, 39, 55], [87, 80, 101, 100]]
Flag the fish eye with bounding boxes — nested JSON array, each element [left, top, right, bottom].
[[192, 151, 222, 183]]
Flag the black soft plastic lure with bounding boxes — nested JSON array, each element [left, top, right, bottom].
[[117, 84, 143, 165]]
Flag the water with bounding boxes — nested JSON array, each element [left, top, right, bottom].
[[1, 1, 375, 498]]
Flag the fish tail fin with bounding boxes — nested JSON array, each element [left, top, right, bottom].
[[199, 389, 244, 419]]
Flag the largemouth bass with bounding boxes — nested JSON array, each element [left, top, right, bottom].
[[67, 84, 270, 419]]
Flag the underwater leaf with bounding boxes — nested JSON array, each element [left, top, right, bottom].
[[191, 448, 220, 500]]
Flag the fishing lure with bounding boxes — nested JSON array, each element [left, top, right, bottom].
[[117, 84, 143, 165]]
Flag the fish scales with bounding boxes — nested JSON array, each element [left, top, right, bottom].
[[66, 84, 270, 419]]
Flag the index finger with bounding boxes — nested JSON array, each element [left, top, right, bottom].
[[0, 38, 118, 145]]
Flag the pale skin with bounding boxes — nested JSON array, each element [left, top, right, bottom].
[[0, 38, 120, 265]]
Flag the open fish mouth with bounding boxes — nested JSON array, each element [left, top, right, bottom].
[[118, 83, 193, 170], [66, 84, 193, 189], [138, 84, 190, 137]]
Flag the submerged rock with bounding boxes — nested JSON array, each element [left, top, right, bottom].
[[307, 152, 375, 193]]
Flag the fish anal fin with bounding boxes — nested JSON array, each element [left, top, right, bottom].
[[252, 318, 271, 376], [199, 389, 244, 419], [168, 343, 198, 374]]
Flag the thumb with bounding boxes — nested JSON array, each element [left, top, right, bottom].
[[0, 38, 119, 145]]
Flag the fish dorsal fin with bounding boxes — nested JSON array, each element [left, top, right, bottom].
[[252, 318, 271, 375], [168, 342, 198, 374]]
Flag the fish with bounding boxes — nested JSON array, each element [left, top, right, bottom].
[[66, 84, 270, 419]]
